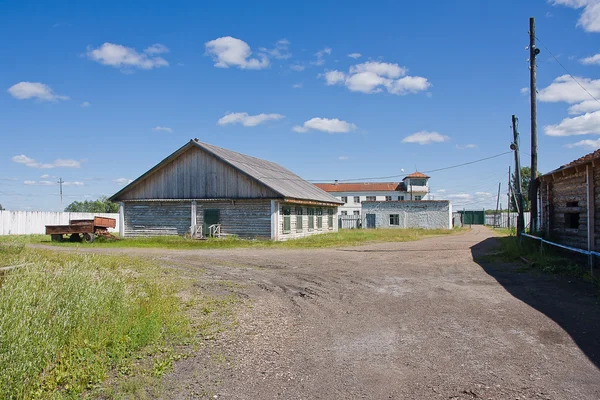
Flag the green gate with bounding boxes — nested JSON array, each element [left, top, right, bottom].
[[461, 210, 485, 225]]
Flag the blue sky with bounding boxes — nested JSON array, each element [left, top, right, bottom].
[[2, 0, 600, 211]]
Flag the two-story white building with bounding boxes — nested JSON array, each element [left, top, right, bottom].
[[314, 172, 430, 216]]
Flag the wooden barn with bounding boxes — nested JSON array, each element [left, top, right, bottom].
[[539, 149, 600, 252], [109, 139, 342, 240]]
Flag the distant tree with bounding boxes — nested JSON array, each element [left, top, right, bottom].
[[0, 204, 4, 211], [510, 166, 538, 212], [64, 196, 119, 213]]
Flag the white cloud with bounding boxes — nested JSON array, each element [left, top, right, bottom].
[[538, 75, 600, 116], [322, 61, 430, 95], [348, 53, 362, 59], [445, 193, 472, 200], [205, 36, 269, 69], [218, 112, 284, 127], [40, 174, 53, 179], [292, 83, 303, 89], [581, 53, 600, 65], [86, 43, 169, 70], [565, 138, 600, 149], [293, 117, 356, 134], [311, 47, 332, 66], [12, 155, 80, 169], [290, 64, 305, 71], [259, 38, 291, 60], [152, 126, 173, 133], [545, 110, 600, 136], [520, 87, 529, 95], [114, 178, 133, 185], [456, 144, 477, 150], [24, 180, 54, 186], [402, 131, 450, 145], [437, 189, 446, 193], [144, 43, 169, 55], [80, 101, 90, 107], [552, 0, 600, 32], [475, 192, 493, 197], [63, 181, 84, 186], [338, 156, 349, 160], [7, 82, 68, 101]]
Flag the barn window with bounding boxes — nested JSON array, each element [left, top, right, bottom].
[[328, 209, 334, 230], [296, 207, 303, 232], [308, 208, 315, 231], [415, 195, 422, 201], [366, 196, 376, 201], [566, 201, 578, 207], [385, 196, 392, 201], [282, 207, 291, 234], [341, 196, 348, 203], [390, 214, 400, 226], [565, 213, 580, 229], [399, 196, 404, 201], [354, 196, 360, 203], [317, 208, 323, 229]]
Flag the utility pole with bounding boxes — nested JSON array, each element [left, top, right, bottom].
[[507, 166, 511, 230], [511, 115, 525, 236], [58, 177, 64, 210], [495, 182, 501, 228], [529, 17, 540, 233]]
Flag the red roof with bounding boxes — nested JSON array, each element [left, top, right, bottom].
[[565, 149, 600, 168], [403, 171, 430, 179], [314, 182, 405, 193]]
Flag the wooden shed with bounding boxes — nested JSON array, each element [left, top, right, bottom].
[[109, 139, 342, 241], [539, 149, 600, 252]]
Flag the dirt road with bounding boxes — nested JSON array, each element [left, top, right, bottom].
[[39, 226, 600, 399]]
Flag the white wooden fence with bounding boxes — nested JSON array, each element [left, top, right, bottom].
[[0, 211, 120, 235]]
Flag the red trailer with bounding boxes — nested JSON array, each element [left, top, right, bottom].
[[45, 217, 117, 242]]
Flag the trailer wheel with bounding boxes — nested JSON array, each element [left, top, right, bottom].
[[69, 233, 82, 242], [50, 234, 63, 242], [83, 233, 95, 243]]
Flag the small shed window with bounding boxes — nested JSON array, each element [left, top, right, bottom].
[[341, 196, 348, 203], [399, 196, 404, 201], [566, 201, 579, 207], [390, 214, 400, 226], [328, 209, 334, 230], [353, 210, 360, 216], [317, 208, 323, 229], [366, 196, 376, 201], [341, 211, 348, 216], [308, 208, 315, 231], [565, 212, 580, 229], [296, 207, 303, 232], [385, 196, 392, 201], [283, 207, 291, 234], [415, 195, 422, 201], [354, 196, 360, 203]]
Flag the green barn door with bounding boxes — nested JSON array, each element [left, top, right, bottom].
[[204, 209, 220, 234]]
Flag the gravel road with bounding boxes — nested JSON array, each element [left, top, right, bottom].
[[37, 226, 600, 399]]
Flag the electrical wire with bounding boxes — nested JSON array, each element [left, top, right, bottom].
[[535, 35, 600, 107]]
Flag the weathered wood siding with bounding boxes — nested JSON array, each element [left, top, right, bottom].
[[541, 167, 598, 250], [120, 147, 279, 200], [124, 201, 191, 236], [195, 200, 271, 239], [277, 202, 338, 241]]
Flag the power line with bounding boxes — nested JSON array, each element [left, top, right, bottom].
[[535, 35, 600, 107]]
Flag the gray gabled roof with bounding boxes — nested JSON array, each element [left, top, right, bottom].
[[111, 139, 342, 205]]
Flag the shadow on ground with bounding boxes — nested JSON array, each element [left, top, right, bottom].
[[471, 236, 600, 369]]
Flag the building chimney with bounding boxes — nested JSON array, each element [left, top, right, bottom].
[[334, 179, 338, 185]]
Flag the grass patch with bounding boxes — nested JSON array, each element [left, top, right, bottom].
[[0, 241, 239, 399], [487, 232, 587, 278], [0, 227, 466, 250]]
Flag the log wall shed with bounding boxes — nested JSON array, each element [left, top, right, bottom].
[[109, 139, 343, 241], [539, 150, 600, 252]]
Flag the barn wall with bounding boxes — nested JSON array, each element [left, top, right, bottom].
[[124, 201, 192, 236], [120, 147, 279, 200], [276, 202, 338, 241], [195, 200, 271, 239], [362, 201, 452, 229]]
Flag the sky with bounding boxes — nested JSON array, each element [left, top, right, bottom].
[[2, 0, 600, 211]]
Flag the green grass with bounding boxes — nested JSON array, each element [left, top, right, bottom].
[[0, 241, 239, 399], [487, 231, 587, 278], [0, 227, 466, 250]]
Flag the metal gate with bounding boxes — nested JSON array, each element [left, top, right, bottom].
[[460, 210, 485, 225]]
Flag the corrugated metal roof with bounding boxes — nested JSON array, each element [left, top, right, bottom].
[[314, 182, 405, 192], [193, 140, 342, 204]]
